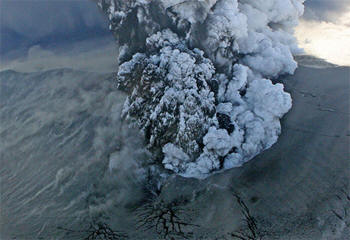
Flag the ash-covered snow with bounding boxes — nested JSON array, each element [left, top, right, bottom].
[[97, 0, 304, 178]]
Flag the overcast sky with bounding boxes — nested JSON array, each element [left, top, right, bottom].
[[0, 0, 118, 72], [303, 0, 350, 23], [296, 0, 350, 66], [1, 0, 349, 67], [0, 0, 110, 56]]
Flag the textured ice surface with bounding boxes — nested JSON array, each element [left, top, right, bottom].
[[97, 0, 304, 178]]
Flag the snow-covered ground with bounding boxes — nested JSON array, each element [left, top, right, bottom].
[[1, 58, 349, 239]]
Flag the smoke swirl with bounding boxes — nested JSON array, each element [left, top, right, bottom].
[[96, 0, 305, 178]]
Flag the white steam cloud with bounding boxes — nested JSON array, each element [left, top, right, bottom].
[[96, 0, 305, 178]]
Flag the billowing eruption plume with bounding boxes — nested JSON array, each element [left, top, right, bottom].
[[96, 0, 305, 178]]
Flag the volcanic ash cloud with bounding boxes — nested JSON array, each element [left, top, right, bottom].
[[97, 0, 305, 178]]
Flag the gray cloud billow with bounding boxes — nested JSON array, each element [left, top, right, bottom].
[[97, 0, 305, 178], [2, 0, 348, 57]]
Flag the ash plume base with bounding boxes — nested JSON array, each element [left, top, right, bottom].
[[96, 0, 305, 178]]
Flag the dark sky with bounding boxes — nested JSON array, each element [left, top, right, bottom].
[[0, 0, 349, 56], [304, 0, 350, 22], [0, 0, 110, 55]]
